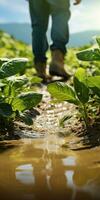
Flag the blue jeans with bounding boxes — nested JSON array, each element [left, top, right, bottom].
[[28, 0, 70, 63]]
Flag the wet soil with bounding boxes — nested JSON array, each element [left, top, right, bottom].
[[0, 84, 100, 150]]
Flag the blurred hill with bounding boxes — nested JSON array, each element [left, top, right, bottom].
[[0, 23, 100, 47], [0, 30, 32, 67]]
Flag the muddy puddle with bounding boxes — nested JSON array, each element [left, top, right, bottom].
[[0, 134, 100, 200]]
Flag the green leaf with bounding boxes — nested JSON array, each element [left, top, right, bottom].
[[19, 112, 33, 125], [59, 115, 72, 128], [0, 58, 9, 68], [0, 58, 28, 79], [47, 82, 78, 105], [93, 69, 100, 76], [8, 76, 29, 88], [96, 36, 100, 48], [77, 48, 100, 61], [74, 68, 89, 104], [87, 76, 100, 97], [0, 81, 6, 87], [3, 76, 29, 99], [0, 103, 13, 117], [12, 92, 42, 111], [30, 76, 42, 84], [0, 69, 6, 79], [3, 84, 10, 97]]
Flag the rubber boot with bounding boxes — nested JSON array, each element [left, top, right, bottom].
[[49, 50, 70, 79]]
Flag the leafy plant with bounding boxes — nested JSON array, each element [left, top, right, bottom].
[[76, 35, 100, 113], [0, 57, 42, 132], [47, 68, 100, 130], [87, 76, 100, 97], [0, 58, 29, 78], [76, 36, 100, 76], [74, 68, 89, 128], [77, 36, 100, 61]]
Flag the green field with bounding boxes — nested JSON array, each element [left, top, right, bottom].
[[0, 30, 100, 141]]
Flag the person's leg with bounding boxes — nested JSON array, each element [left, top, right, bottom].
[[28, 0, 50, 63], [50, 0, 71, 54], [48, 0, 71, 78]]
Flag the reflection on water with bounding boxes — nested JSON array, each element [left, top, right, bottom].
[[65, 170, 74, 187], [16, 164, 35, 185], [0, 135, 100, 200], [62, 156, 76, 166]]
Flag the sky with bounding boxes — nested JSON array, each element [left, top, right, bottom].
[[0, 0, 100, 33]]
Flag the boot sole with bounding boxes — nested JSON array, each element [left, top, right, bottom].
[[49, 70, 71, 80]]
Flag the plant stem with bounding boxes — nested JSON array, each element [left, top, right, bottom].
[[83, 104, 89, 130]]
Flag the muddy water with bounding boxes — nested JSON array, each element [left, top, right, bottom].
[[0, 135, 100, 200]]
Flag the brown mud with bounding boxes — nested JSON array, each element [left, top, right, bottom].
[[0, 84, 100, 150]]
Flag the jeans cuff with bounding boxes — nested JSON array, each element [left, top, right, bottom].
[[34, 56, 47, 64], [50, 44, 67, 55]]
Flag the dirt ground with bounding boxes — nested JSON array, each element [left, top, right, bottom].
[[0, 82, 100, 150], [15, 85, 78, 135], [13, 84, 100, 150]]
